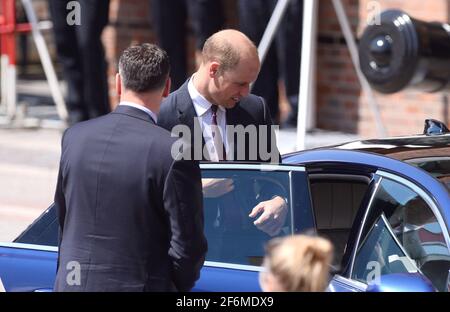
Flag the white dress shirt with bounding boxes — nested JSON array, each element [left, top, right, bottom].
[[188, 76, 229, 161], [119, 101, 158, 123]]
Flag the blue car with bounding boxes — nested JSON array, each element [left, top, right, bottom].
[[0, 127, 449, 292]]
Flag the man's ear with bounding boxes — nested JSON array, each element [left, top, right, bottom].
[[162, 77, 171, 97], [115, 73, 122, 97], [209, 62, 220, 78]]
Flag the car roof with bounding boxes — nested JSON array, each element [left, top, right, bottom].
[[283, 148, 442, 185], [283, 133, 450, 187], [283, 144, 450, 226], [331, 133, 450, 157], [282, 133, 450, 158]]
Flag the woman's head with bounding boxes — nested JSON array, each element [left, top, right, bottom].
[[260, 235, 334, 292]]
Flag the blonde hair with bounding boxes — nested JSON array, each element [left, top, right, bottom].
[[263, 235, 333, 292]]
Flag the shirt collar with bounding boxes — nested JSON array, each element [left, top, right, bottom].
[[119, 101, 157, 123], [188, 75, 226, 117]]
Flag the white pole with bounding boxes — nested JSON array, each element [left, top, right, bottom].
[[332, 0, 386, 137], [297, 0, 318, 150], [0, 55, 9, 114], [0, 276, 5, 292], [257, 0, 291, 65], [6, 64, 16, 118], [0, 55, 16, 119], [21, 0, 68, 123]]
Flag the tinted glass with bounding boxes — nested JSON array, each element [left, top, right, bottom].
[[14, 205, 58, 247], [201, 169, 293, 266], [16, 169, 302, 269], [353, 177, 450, 291], [352, 215, 417, 284]]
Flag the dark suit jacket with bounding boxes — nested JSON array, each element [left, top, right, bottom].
[[158, 80, 281, 163], [53, 105, 207, 292]]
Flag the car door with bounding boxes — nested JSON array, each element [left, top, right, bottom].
[[1, 164, 313, 292], [333, 171, 450, 292], [0, 206, 58, 292], [193, 163, 312, 291]]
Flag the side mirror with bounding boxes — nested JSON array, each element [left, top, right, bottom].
[[366, 273, 436, 292]]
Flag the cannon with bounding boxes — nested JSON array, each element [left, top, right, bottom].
[[359, 10, 450, 94]]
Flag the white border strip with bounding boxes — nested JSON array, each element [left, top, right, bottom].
[[200, 163, 305, 172], [332, 274, 367, 291], [377, 170, 450, 252], [0, 276, 5, 292], [0, 242, 58, 252], [204, 261, 263, 272]]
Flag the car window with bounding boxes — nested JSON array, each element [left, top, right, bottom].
[[14, 205, 58, 247], [352, 177, 450, 291], [352, 214, 419, 284], [201, 169, 294, 266], [15, 167, 307, 269]]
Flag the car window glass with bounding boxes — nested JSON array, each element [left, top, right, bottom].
[[201, 169, 293, 266], [14, 205, 58, 247], [353, 177, 450, 291], [352, 214, 418, 284]]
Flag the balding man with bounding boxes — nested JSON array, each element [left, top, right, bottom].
[[158, 29, 286, 237]]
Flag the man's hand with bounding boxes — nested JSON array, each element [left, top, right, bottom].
[[249, 196, 288, 236], [202, 178, 234, 198]]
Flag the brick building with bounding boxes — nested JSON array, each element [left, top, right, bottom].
[[17, 0, 450, 137]]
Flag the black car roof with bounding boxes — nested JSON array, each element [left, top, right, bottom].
[[331, 134, 450, 192], [332, 134, 450, 157]]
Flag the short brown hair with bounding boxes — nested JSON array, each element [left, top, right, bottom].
[[202, 35, 241, 73], [118, 43, 170, 93]]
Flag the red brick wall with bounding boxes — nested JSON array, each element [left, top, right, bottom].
[[317, 0, 450, 137], [19, 0, 450, 136], [104, 0, 238, 108]]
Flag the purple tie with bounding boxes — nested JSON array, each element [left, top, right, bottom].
[[211, 105, 226, 161]]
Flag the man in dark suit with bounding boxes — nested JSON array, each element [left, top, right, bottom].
[[49, 0, 111, 125], [158, 30, 287, 237], [150, 0, 224, 90], [53, 43, 207, 292]]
